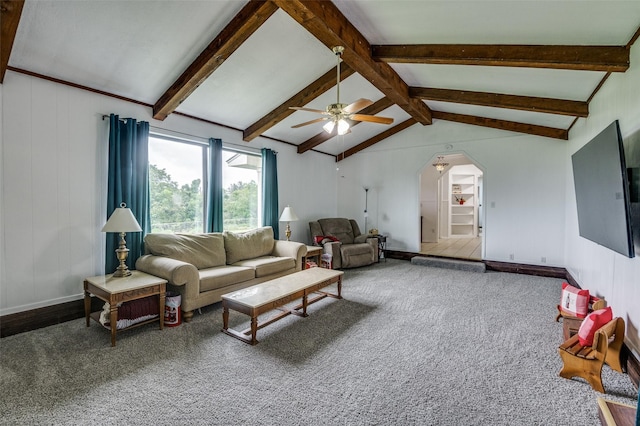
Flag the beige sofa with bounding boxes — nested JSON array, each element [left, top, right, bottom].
[[135, 226, 306, 322], [309, 218, 378, 269]]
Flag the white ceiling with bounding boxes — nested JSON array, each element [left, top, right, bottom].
[[8, 0, 640, 156]]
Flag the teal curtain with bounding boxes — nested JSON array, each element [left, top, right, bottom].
[[105, 114, 150, 273], [261, 148, 279, 239], [636, 389, 639, 426], [206, 138, 223, 232]]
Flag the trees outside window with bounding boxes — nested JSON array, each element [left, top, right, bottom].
[[222, 151, 261, 232], [148, 135, 261, 234]]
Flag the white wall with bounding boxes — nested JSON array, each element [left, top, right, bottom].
[[336, 118, 567, 266], [564, 42, 640, 354], [0, 71, 337, 315]]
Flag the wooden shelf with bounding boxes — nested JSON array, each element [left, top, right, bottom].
[[449, 173, 477, 238]]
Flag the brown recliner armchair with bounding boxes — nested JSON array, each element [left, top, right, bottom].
[[309, 218, 378, 269]]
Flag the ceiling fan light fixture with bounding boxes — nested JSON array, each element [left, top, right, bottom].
[[323, 120, 336, 134], [290, 45, 392, 133], [337, 119, 350, 135]]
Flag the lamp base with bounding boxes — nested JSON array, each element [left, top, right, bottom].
[[112, 235, 131, 278], [285, 224, 292, 241], [112, 265, 132, 277]]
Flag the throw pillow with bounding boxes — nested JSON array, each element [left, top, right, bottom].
[[322, 236, 340, 244], [578, 306, 613, 346], [314, 235, 339, 245], [224, 226, 275, 264], [144, 233, 226, 269], [559, 282, 590, 318]]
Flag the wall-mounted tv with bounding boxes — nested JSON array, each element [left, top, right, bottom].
[[571, 120, 635, 258], [629, 166, 640, 253]]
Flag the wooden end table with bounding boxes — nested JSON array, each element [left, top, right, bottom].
[[303, 245, 323, 268], [84, 271, 167, 347]]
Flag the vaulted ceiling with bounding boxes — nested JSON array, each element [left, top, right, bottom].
[[3, 0, 640, 160]]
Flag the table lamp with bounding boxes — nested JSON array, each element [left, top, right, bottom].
[[279, 205, 299, 241], [102, 202, 142, 277]]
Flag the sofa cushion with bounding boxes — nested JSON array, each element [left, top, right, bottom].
[[224, 226, 275, 264], [199, 266, 255, 292], [318, 218, 355, 244], [144, 233, 226, 270], [232, 256, 295, 278]]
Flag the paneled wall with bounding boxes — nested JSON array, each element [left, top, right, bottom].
[[0, 71, 338, 315]]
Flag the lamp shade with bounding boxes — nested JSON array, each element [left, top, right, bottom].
[[279, 205, 299, 222], [101, 203, 142, 233]]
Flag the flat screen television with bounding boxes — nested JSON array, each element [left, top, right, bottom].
[[629, 166, 640, 253], [571, 120, 635, 258]]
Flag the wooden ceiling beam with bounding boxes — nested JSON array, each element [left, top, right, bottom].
[[152, 1, 278, 120], [273, 0, 432, 126], [297, 97, 394, 154], [431, 110, 568, 140], [410, 87, 589, 117], [1, 0, 25, 84], [337, 119, 416, 162], [372, 44, 629, 72], [243, 63, 355, 141]]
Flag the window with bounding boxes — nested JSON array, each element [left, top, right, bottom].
[[148, 136, 205, 233], [222, 150, 261, 231], [148, 135, 261, 234]]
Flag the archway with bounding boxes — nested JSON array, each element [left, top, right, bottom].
[[418, 153, 484, 260]]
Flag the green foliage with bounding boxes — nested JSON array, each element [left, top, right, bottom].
[[149, 164, 258, 233], [224, 180, 258, 231], [149, 164, 203, 233]]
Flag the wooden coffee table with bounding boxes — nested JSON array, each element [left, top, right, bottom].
[[221, 267, 344, 345]]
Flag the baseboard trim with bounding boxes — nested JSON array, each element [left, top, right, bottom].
[[1, 297, 103, 338], [483, 260, 567, 278], [623, 344, 640, 389], [386, 250, 567, 279]]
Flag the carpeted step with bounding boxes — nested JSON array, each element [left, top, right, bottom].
[[410, 256, 486, 273]]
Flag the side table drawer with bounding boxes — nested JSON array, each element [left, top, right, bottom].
[[112, 284, 163, 304]]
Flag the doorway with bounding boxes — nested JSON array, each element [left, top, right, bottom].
[[419, 153, 483, 260]]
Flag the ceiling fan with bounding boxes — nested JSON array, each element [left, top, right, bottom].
[[290, 46, 394, 135]]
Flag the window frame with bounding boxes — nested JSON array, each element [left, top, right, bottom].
[[147, 132, 262, 234]]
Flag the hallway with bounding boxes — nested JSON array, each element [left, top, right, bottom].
[[420, 237, 482, 261]]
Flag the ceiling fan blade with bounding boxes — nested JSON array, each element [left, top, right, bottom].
[[350, 114, 394, 125], [291, 117, 328, 128], [343, 98, 374, 114], [289, 106, 328, 114]]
